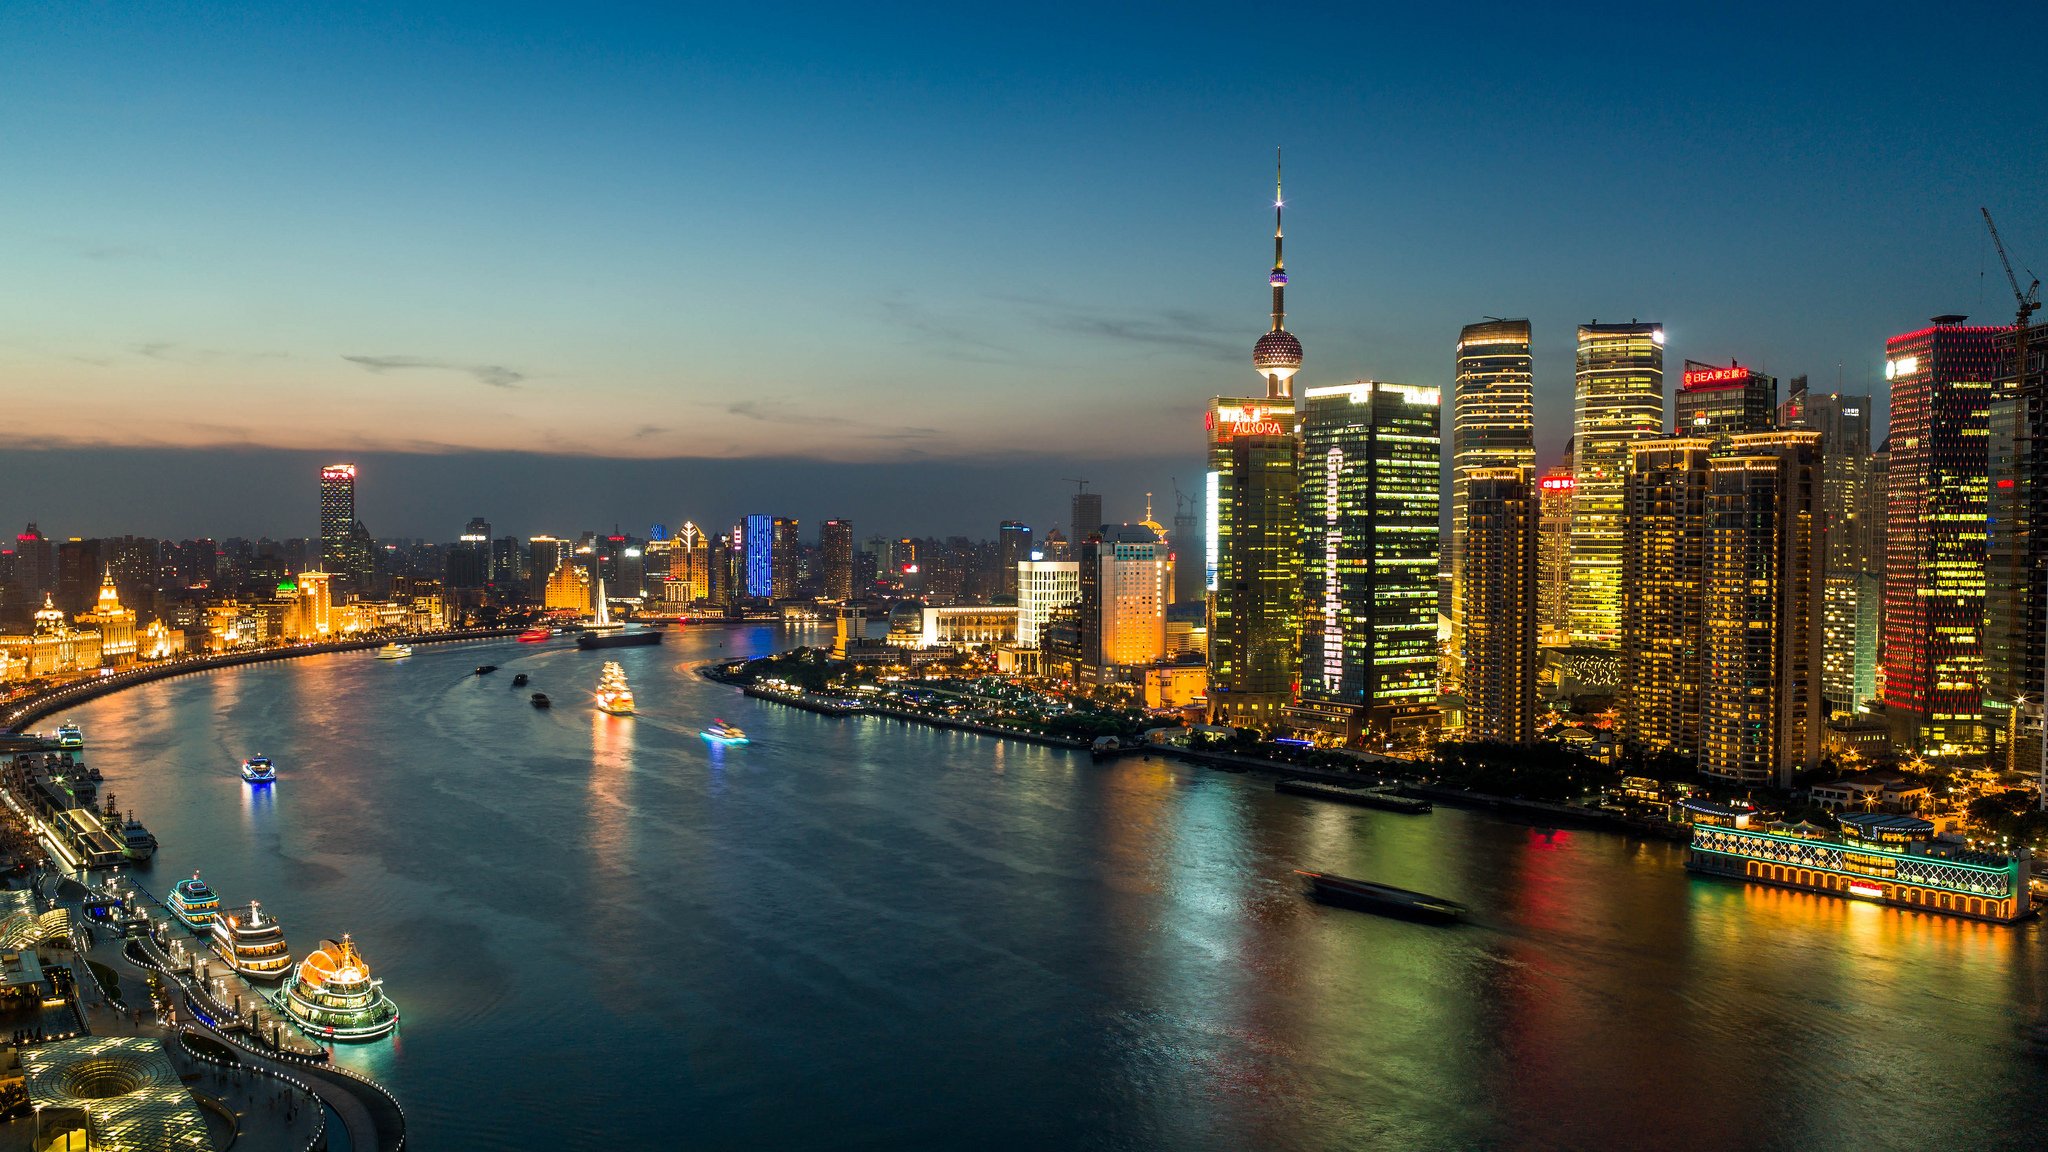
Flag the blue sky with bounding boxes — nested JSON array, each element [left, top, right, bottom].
[[0, 1, 2041, 536]]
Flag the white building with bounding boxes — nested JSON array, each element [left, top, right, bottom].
[[1016, 559, 1080, 647]]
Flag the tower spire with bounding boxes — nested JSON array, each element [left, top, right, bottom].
[[1251, 147, 1303, 398]]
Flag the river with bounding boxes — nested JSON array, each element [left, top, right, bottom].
[[54, 625, 2048, 1150]]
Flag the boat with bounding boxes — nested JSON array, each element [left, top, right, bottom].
[[475, 664, 498, 676], [517, 627, 551, 643], [55, 723, 84, 749], [211, 901, 294, 981], [531, 693, 552, 709], [575, 574, 665, 648], [240, 755, 278, 784], [169, 872, 222, 931], [374, 643, 413, 660], [700, 720, 749, 745], [1296, 871, 1466, 924], [281, 935, 399, 1041], [101, 794, 156, 862], [512, 673, 529, 687], [595, 661, 635, 716]]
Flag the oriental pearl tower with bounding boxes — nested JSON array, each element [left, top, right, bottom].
[[1252, 150, 1303, 399]]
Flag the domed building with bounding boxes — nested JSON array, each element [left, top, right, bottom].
[[282, 935, 399, 1041]]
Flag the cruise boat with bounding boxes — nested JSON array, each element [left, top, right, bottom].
[[374, 643, 413, 660], [595, 662, 635, 715], [55, 723, 84, 749], [282, 935, 399, 1041], [169, 872, 222, 932], [100, 794, 156, 862], [700, 720, 749, 745], [211, 901, 294, 981], [240, 755, 278, 784], [517, 627, 551, 643]]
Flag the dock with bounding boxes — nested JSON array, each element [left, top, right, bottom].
[[1276, 778, 1432, 813]]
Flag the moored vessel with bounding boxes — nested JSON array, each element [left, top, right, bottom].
[[1296, 870, 1466, 923], [374, 643, 413, 660], [211, 901, 294, 980], [517, 627, 551, 642], [101, 793, 156, 862], [281, 934, 399, 1041], [700, 719, 748, 745], [169, 872, 221, 931], [55, 723, 84, 749], [595, 661, 635, 715], [531, 692, 552, 709], [240, 755, 277, 784]]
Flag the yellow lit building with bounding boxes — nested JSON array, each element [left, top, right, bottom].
[[544, 561, 592, 614], [0, 595, 104, 678], [1143, 664, 1209, 710], [296, 571, 334, 638], [1620, 437, 1714, 756], [1451, 320, 1535, 653], [77, 571, 138, 665], [1460, 467, 1539, 744], [672, 521, 712, 602], [1569, 322, 1664, 647]]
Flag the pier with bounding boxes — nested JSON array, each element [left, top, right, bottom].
[[1276, 778, 1432, 813]]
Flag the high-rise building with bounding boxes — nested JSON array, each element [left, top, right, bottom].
[[1536, 460, 1574, 648], [668, 522, 712, 602], [820, 519, 854, 602], [526, 536, 570, 600], [318, 464, 359, 584], [1675, 362, 1777, 437], [1699, 430, 1824, 787], [543, 560, 591, 614], [1882, 318, 2003, 754], [1620, 438, 1714, 757], [996, 522, 1032, 600], [13, 525, 51, 596], [1016, 559, 1081, 647], [772, 518, 800, 599], [1290, 381, 1442, 746], [1451, 320, 1535, 647], [1207, 158, 1303, 728], [1069, 491, 1103, 546], [1569, 322, 1665, 647], [742, 515, 774, 599], [1781, 383, 1877, 713], [1985, 317, 2048, 760], [1079, 526, 1168, 679], [1461, 467, 1539, 744], [449, 517, 492, 589]]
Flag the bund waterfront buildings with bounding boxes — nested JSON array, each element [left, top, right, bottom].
[[1569, 323, 1665, 647]]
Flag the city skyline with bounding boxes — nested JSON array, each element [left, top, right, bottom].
[[2, 3, 2042, 523]]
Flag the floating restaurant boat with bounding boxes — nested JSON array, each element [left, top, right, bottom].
[[169, 872, 221, 932], [700, 720, 748, 745], [517, 627, 551, 643], [595, 661, 635, 716], [240, 755, 278, 784], [530, 692, 552, 709], [1296, 870, 1467, 923], [55, 723, 84, 749], [210, 901, 294, 981], [281, 935, 399, 1041], [374, 643, 413, 660]]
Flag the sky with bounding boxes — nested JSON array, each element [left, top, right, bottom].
[[0, 1, 2042, 540]]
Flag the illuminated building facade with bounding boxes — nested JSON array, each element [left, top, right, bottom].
[[1620, 438, 1713, 756], [526, 536, 569, 600], [1699, 430, 1824, 787], [1882, 319, 2003, 754], [1290, 381, 1441, 745], [1985, 319, 2048, 755], [294, 571, 333, 638], [1081, 526, 1168, 677], [0, 595, 103, 677], [1781, 384, 1878, 713], [1674, 362, 1777, 437], [1016, 560, 1080, 647], [1451, 320, 1535, 649], [773, 517, 800, 599], [77, 570, 137, 665], [743, 515, 774, 599], [543, 560, 591, 614], [1570, 322, 1665, 646], [1688, 811, 2029, 923], [318, 464, 368, 590], [1536, 456, 1574, 647], [668, 522, 711, 602], [821, 519, 854, 602], [1461, 467, 1538, 743]]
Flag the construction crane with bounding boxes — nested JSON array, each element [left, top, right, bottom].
[[1061, 477, 1090, 493]]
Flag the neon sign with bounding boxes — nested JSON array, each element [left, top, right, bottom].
[[1682, 366, 1748, 388], [1540, 477, 1575, 491], [1848, 882, 1884, 899]]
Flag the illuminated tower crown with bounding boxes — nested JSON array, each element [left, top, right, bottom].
[[1252, 148, 1303, 399]]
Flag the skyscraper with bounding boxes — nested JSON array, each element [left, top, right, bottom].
[[1569, 322, 1665, 646], [1985, 317, 2048, 761], [996, 521, 1032, 600], [1675, 362, 1777, 437], [1451, 319, 1535, 645], [821, 519, 854, 602], [1620, 437, 1714, 757], [743, 515, 773, 599], [1461, 467, 1538, 744], [1207, 157, 1303, 728], [1016, 559, 1081, 647], [318, 463, 358, 585], [1536, 460, 1574, 648], [1291, 381, 1442, 746], [1078, 526, 1169, 681], [1699, 430, 1824, 787], [1780, 383, 1876, 713], [1069, 490, 1103, 546], [1882, 318, 2002, 754]]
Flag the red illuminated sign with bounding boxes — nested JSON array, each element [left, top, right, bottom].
[[1682, 366, 1749, 388], [1540, 476, 1575, 491], [1218, 420, 1286, 438]]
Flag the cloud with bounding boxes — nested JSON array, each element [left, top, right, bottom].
[[343, 355, 525, 389], [878, 298, 1023, 365], [1000, 295, 1239, 360], [728, 399, 837, 426]]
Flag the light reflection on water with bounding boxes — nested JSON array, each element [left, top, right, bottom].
[[50, 627, 2048, 1151]]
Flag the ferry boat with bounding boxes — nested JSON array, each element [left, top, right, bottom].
[[595, 662, 635, 715], [211, 901, 294, 981], [55, 723, 84, 749], [512, 673, 529, 687], [281, 935, 399, 1041], [374, 643, 413, 660], [475, 664, 498, 676], [240, 755, 278, 784], [530, 692, 552, 709], [1296, 870, 1466, 924], [169, 872, 222, 931], [517, 626, 552, 643], [700, 720, 749, 745]]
